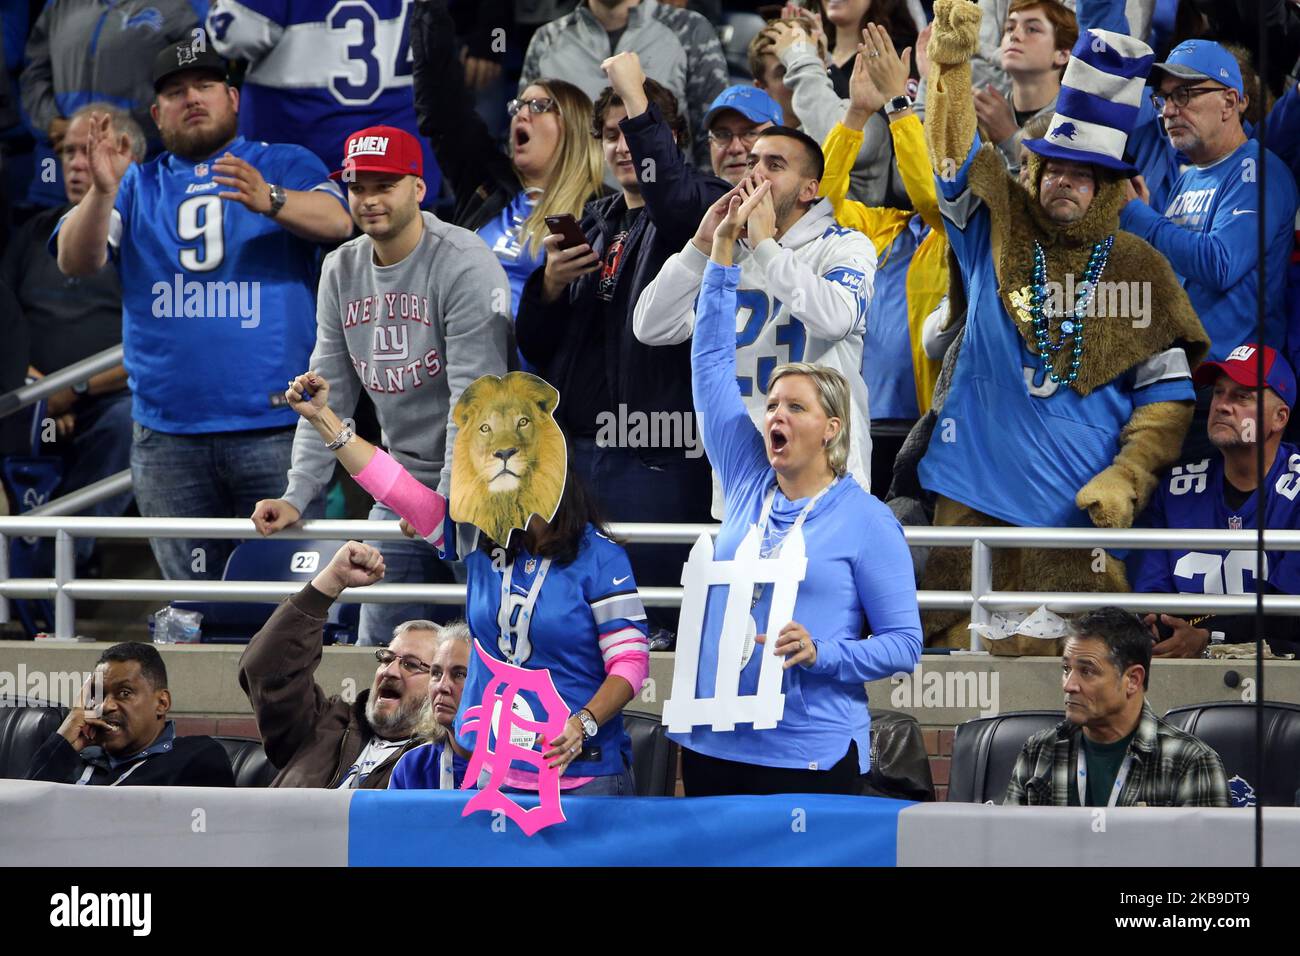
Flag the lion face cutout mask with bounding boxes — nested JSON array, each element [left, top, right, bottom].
[[450, 372, 567, 547]]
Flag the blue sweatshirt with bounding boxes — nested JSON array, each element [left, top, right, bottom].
[[674, 259, 922, 773]]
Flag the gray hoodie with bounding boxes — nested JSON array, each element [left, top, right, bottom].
[[282, 212, 513, 513]]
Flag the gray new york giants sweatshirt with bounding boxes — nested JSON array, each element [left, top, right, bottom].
[[282, 212, 513, 513]]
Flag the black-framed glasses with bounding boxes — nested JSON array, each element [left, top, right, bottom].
[[507, 96, 557, 117], [374, 649, 431, 675], [1150, 86, 1228, 111], [707, 129, 762, 149]]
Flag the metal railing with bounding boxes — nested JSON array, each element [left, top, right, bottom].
[[0, 345, 124, 420], [4, 516, 1300, 646]]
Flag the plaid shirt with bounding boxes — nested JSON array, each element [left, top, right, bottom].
[[1004, 701, 1229, 807]]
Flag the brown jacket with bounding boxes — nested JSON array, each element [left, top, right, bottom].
[[239, 583, 417, 788]]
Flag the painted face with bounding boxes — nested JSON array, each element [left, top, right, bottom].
[[152, 70, 238, 160], [366, 629, 438, 739], [1156, 76, 1235, 160], [747, 135, 818, 229], [765, 373, 837, 475], [95, 661, 169, 757], [1038, 158, 1096, 223], [511, 84, 563, 184], [1000, 7, 1067, 75], [708, 110, 772, 185], [599, 104, 639, 193], [427, 639, 470, 728], [346, 171, 425, 242], [1061, 635, 1139, 730]]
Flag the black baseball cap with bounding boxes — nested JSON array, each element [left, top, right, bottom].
[[152, 38, 228, 92]]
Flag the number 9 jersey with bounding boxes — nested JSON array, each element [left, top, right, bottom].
[[1131, 442, 1300, 596], [53, 137, 347, 434]]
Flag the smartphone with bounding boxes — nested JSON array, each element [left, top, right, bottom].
[[544, 214, 589, 251]]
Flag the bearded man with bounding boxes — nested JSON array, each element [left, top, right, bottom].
[[55, 37, 353, 583], [917, 0, 1210, 649]]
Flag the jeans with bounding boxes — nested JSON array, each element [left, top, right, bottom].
[[566, 764, 636, 796], [358, 501, 461, 646], [570, 438, 712, 634], [38, 390, 134, 568], [130, 423, 302, 580]]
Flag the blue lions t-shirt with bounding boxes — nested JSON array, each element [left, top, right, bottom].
[[54, 136, 346, 433]]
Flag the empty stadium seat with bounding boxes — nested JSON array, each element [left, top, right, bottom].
[[948, 710, 1064, 803], [624, 710, 678, 797], [0, 698, 67, 779], [213, 735, 278, 788], [1162, 701, 1300, 807], [167, 538, 357, 644], [861, 709, 934, 801]]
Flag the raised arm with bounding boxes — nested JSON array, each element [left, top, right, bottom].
[[925, 0, 984, 177], [56, 113, 134, 276]]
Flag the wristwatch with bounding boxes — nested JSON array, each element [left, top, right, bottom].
[[575, 709, 598, 739], [71, 381, 89, 396], [265, 183, 287, 218], [885, 94, 913, 115]]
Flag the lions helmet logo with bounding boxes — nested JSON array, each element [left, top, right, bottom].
[[1049, 122, 1079, 141], [1227, 774, 1256, 808]]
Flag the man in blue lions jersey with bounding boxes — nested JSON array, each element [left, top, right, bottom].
[[55, 38, 354, 581], [1133, 344, 1300, 658]]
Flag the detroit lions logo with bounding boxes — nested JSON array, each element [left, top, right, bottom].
[[1227, 774, 1256, 807], [1050, 122, 1078, 141], [122, 8, 164, 33]]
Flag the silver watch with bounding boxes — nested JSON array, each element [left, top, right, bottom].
[[266, 183, 287, 217], [576, 709, 598, 739]]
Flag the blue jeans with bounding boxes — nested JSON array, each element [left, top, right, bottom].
[[130, 423, 307, 580], [358, 501, 461, 646], [566, 765, 636, 796]]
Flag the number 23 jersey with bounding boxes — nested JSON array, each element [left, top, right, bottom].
[[1132, 441, 1300, 595]]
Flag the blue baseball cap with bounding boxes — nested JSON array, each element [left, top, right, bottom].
[[703, 85, 784, 129], [1152, 40, 1243, 96], [1193, 344, 1296, 408]]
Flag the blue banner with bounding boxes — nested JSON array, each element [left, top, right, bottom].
[[348, 791, 909, 866]]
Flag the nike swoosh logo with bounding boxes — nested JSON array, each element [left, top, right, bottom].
[[612, 575, 631, 585], [1232, 208, 1256, 216]]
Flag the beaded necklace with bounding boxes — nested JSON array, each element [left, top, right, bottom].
[[1022, 235, 1114, 385]]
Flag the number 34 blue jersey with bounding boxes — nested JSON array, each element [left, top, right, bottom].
[[1132, 442, 1300, 596]]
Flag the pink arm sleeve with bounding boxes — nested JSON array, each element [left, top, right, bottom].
[[352, 448, 447, 539], [606, 652, 650, 699]]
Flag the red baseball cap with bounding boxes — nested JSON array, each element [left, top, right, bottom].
[[332, 125, 423, 181], [1193, 344, 1297, 408]]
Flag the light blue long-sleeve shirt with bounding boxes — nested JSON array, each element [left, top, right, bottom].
[[672, 259, 922, 773]]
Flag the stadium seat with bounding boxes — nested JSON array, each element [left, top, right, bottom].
[[212, 735, 278, 788], [0, 698, 67, 779], [1161, 701, 1300, 807], [948, 710, 1064, 803], [167, 538, 357, 644], [624, 710, 678, 797], [861, 709, 934, 801], [720, 11, 766, 83]]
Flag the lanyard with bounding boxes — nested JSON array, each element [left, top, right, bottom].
[[77, 756, 147, 787], [439, 745, 454, 791], [497, 555, 552, 665], [1076, 747, 1134, 808], [751, 478, 837, 608]]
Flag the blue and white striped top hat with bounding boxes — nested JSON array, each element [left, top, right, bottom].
[[1022, 29, 1155, 175]]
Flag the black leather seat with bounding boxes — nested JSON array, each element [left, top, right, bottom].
[[0, 698, 67, 779], [623, 710, 678, 796], [860, 709, 935, 801], [948, 710, 1064, 803], [1162, 701, 1300, 807], [213, 735, 278, 788]]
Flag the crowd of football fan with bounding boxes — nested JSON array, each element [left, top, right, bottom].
[[3, 0, 1300, 806]]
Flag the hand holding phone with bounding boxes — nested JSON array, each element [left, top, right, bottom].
[[544, 214, 589, 251]]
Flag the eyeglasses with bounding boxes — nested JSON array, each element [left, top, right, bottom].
[[707, 129, 762, 149], [374, 649, 432, 675], [507, 97, 557, 117], [1150, 86, 1227, 111]]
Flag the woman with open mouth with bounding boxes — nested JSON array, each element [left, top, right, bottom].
[[411, 0, 603, 343], [676, 180, 922, 796]]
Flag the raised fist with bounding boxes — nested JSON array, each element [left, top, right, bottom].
[[927, 0, 983, 67]]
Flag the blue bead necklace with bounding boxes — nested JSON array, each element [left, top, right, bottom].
[[1029, 235, 1114, 385]]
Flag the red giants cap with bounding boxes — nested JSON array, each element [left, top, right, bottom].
[[331, 126, 423, 180], [1193, 344, 1297, 408]]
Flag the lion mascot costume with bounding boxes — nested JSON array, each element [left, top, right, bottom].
[[917, 0, 1210, 650]]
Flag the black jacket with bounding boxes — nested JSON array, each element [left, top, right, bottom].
[[27, 731, 235, 787], [515, 103, 729, 448], [411, 0, 521, 233]]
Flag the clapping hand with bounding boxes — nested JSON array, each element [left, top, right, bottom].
[[974, 83, 1018, 144]]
